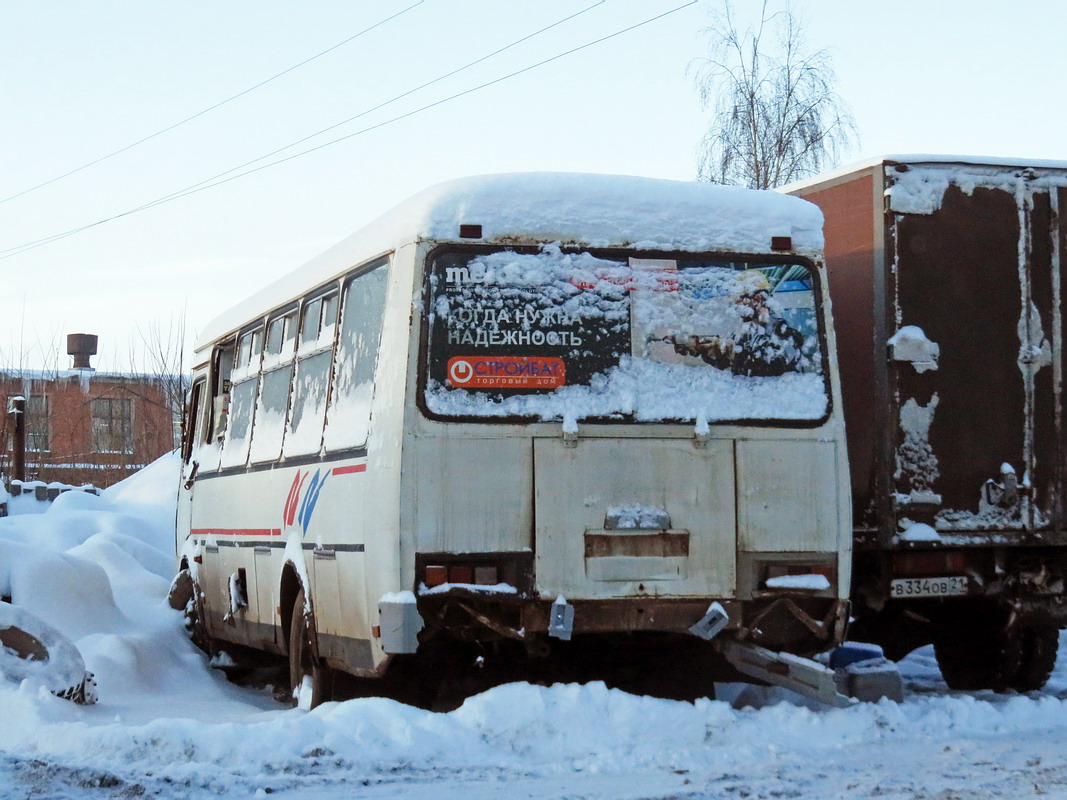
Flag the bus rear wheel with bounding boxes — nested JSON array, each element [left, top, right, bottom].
[[169, 568, 214, 656], [288, 588, 333, 709]]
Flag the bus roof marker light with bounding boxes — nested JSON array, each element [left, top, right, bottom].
[[459, 224, 482, 239], [771, 236, 792, 251]]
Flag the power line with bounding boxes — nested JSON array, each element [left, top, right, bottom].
[[128, 0, 608, 211], [0, 2, 697, 261], [158, 2, 696, 203], [0, 1, 607, 259], [0, 0, 428, 207]]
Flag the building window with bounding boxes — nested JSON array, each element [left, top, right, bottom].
[[91, 397, 133, 454], [26, 395, 50, 452]]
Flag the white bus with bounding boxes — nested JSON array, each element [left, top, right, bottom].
[[174, 173, 852, 708]]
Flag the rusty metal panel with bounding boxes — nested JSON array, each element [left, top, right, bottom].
[[885, 166, 1066, 542], [891, 183, 1024, 528], [1056, 187, 1067, 533], [584, 531, 690, 558], [520, 598, 743, 634], [792, 173, 881, 528], [1031, 189, 1061, 535], [793, 160, 1067, 549]]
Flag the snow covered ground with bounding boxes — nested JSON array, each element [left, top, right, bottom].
[[4, 455, 1067, 799]]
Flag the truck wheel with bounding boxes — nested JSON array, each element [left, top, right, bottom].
[[1010, 624, 1059, 692], [933, 608, 1018, 691], [934, 611, 1058, 692], [288, 588, 333, 709]]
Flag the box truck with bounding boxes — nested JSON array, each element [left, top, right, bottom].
[[790, 157, 1066, 690]]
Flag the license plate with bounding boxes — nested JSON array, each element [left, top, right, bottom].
[[890, 576, 968, 598]]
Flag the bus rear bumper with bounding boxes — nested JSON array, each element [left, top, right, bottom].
[[412, 591, 849, 656]]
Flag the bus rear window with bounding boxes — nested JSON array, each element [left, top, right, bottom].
[[423, 246, 829, 424]]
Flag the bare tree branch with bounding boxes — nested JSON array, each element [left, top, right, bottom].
[[691, 1, 857, 189]]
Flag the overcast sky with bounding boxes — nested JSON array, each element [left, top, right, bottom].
[[2, 0, 1064, 372]]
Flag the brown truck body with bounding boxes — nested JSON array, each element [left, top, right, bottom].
[[789, 157, 1067, 686]]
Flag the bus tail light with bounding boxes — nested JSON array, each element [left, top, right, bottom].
[[424, 565, 448, 587], [422, 563, 499, 588], [417, 553, 532, 592], [449, 565, 473, 585]]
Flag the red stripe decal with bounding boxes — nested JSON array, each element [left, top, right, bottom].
[[190, 528, 282, 537], [332, 464, 367, 476], [286, 471, 310, 527], [283, 471, 303, 527]]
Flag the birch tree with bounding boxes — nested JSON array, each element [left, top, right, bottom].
[[692, 2, 857, 189]]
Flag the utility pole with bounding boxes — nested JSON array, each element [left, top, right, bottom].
[[7, 395, 25, 481]]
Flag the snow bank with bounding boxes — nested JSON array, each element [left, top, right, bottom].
[[3, 452, 1067, 799], [0, 452, 273, 724], [5, 663, 1067, 798]]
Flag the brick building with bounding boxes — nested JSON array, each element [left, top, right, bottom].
[[2, 368, 181, 488]]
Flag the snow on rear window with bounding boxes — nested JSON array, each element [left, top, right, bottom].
[[424, 246, 828, 423]]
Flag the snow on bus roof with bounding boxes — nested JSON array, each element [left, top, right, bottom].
[[197, 172, 824, 350]]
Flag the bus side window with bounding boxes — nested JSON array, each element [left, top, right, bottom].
[[208, 341, 236, 443], [237, 328, 262, 369], [220, 376, 257, 467], [300, 298, 323, 345], [249, 309, 297, 464], [322, 293, 339, 328], [286, 288, 340, 457], [259, 311, 294, 366], [219, 325, 264, 468], [324, 260, 389, 451], [182, 379, 205, 463]]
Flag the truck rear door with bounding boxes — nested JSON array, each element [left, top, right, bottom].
[[887, 164, 1064, 538]]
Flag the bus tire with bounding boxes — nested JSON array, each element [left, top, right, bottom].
[[167, 568, 194, 611], [171, 569, 214, 655], [288, 588, 333, 709], [0, 601, 97, 705]]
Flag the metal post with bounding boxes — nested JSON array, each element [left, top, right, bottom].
[[7, 396, 25, 482]]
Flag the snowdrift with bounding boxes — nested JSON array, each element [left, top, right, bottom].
[[2, 453, 1067, 799]]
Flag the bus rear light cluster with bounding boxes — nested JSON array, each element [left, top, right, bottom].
[[423, 563, 499, 588], [416, 552, 529, 593], [893, 550, 967, 577]]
